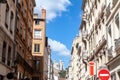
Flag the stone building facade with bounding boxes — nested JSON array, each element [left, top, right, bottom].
[[15, 0, 36, 79], [70, 0, 120, 80], [32, 9, 50, 80], [80, 0, 120, 80], [0, 0, 16, 79], [71, 36, 81, 80], [0, 0, 51, 80]]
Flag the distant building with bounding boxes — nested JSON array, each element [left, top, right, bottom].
[[48, 54, 54, 80], [59, 60, 64, 71], [53, 61, 60, 80], [66, 65, 72, 80], [53, 60, 65, 80]]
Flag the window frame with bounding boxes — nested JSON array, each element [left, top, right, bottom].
[[34, 44, 40, 53], [34, 30, 42, 39], [2, 41, 7, 63]]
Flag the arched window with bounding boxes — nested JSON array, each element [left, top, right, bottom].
[[5, 4, 9, 28], [10, 11, 14, 34]]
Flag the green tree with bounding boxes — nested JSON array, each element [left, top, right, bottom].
[[59, 70, 66, 78]]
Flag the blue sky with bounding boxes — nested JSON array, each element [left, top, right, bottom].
[[35, 0, 83, 68]]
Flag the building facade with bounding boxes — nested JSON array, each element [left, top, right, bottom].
[[69, 0, 120, 80], [0, 0, 16, 79], [106, 0, 120, 79], [0, 0, 51, 80], [15, 0, 36, 79], [71, 36, 81, 80], [59, 60, 64, 71], [53, 61, 60, 80], [48, 47, 54, 80], [80, 0, 120, 80], [66, 66, 72, 80], [32, 9, 50, 80]]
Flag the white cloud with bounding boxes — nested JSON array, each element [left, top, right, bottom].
[[34, 0, 71, 22], [48, 38, 70, 56]]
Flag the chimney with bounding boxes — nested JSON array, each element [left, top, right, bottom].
[[41, 9, 46, 19]]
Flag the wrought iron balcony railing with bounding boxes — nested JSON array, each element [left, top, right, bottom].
[[15, 53, 33, 73]]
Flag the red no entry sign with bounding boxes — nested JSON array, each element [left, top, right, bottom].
[[98, 69, 110, 80]]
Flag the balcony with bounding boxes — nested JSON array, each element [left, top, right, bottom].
[[115, 38, 120, 53], [95, 35, 106, 55], [15, 53, 33, 73]]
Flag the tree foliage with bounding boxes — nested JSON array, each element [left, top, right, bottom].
[[59, 70, 66, 78]]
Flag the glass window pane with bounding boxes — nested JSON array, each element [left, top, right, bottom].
[[34, 44, 40, 52], [34, 30, 42, 39]]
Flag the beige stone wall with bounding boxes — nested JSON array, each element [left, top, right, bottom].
[[80, 0, 120, 80], [71, 36, 82, 80], [32, 9, 46, 56], [0, 1, 16, 79]]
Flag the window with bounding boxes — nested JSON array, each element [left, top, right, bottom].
[[111, 73, 116, 80], [2, 41, 7, 63], [35, 20, 40, 25], [0, 75, 3, 80], [10, 11, 14, 34], [34, 30, 42, 39], [7, 46, 11, 66], [115, 13, 119, 27], [34, 44, 40, 52], [108, 25, 112, 37], [5, 4, 9, 28], [35, 60, 40, 71], [13, 0, 15, 3], [32, 77, 39, 80]]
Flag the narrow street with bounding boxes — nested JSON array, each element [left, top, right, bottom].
[[0, 0, 120, 80]]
